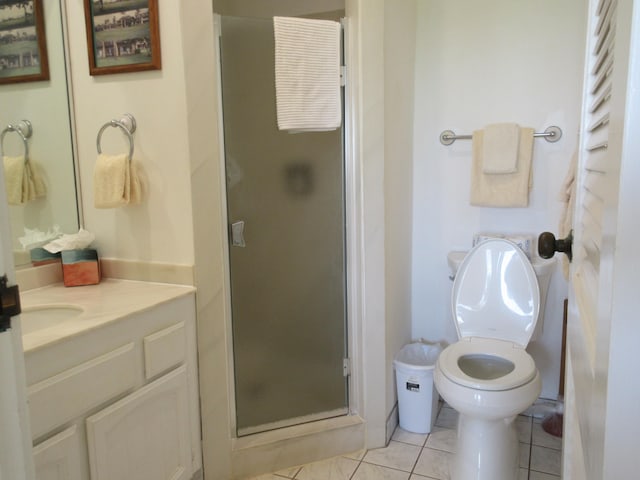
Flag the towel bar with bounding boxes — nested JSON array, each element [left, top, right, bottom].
[[0, 120, 32, 162], [440, 125, 562, 146], [96, 113, 137, 161]]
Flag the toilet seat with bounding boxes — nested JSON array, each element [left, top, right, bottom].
[[437, 337, 537, 391]]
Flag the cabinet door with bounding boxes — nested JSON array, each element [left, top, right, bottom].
[[33, 425, 83, 480], [86, 366, 192, 480]]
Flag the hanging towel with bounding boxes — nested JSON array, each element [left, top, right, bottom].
[[94, 153, 142, 208], [129, 161, 142, 205], [23, 160, 47, 202], [273, 16, 342, 132], [470, 127, 535, 207], [94, 153, 131, 208], [22, 162, 34, 203], [482, 123, 520, 174], [3, 156, 46, 204], [3, 155, 25, 205]]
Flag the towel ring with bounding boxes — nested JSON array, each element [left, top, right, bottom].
[[0, 120, 32, 163], [96, 113, 136, 161]]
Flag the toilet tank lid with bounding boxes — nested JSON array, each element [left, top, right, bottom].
[[447, 251, 467, 275]]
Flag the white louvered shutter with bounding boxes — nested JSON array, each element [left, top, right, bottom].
[[573, 0, 616, 356]]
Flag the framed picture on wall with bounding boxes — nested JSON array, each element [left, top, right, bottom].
[[0, 0, 49, 85], [83, 0, 161, 76]]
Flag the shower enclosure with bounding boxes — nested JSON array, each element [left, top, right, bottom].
[[218, 15, 348, 436]]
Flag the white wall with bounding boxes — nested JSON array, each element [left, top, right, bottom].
[[353, 0, 387, 447], [64, 0, 195, 265], [411, 0, 587, 399], [384, 0, 417, 431]]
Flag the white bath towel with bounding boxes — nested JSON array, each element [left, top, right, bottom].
[[482, 123, 520, 174], [274, 16, 342, 132], [3, 155, 25, 205], [129, 161, 142, 205], [94, 153, 141, 208], [23, 160, 47, 202], [470, 127, 535, 207]]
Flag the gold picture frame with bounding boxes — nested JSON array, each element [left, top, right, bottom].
[[84, 0, 161, 76]]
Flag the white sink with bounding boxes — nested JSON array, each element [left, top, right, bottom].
[[20, 304, 84, 335]]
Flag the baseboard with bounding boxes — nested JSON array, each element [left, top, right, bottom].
[[100, 258, 195, 285], [231, 415, 365, 479], [15, 263, 63, 291], [386, 403, 399, 444]]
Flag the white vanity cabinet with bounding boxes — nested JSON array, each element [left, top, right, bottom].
[[32, 426, 82, 480], [86, 366, 192, 480], [23, 288, 201, 480]]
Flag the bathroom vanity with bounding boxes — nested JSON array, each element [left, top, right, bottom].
[[20, 279, 201, 480]]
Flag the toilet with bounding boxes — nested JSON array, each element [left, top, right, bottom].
[[434, 239, 543, 480]]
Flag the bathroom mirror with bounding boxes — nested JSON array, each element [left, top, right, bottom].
[[0, 0, 79, 267]]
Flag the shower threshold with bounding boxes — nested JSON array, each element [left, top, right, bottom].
[[237, 407, 349, 437]]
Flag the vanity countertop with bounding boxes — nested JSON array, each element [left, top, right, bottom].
[[20, 278, 196, 353]]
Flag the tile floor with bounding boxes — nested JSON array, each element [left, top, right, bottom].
[[251, 403, 563, 480]]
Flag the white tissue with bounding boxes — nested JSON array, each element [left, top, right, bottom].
[[18, 226, 63, 250], [43, 228, 96, 254]]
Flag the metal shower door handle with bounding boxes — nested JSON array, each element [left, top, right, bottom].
[[231, 221, 246, 247]]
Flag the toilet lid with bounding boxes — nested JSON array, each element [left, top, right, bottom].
[[452, 239, 539, 347]]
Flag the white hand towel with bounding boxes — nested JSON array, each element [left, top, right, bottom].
[[30, 161, 47, 198], [274, 16, 342, 132], [129, 161, 142, 205], [94, 153, 130, 208], [482, 123, 520, 174], [23, 160, 46, 202], [22, 162, 34, 203], [3, 155, 25, 205], [94, 154, 143, 208], [470, 127, 535, 207]]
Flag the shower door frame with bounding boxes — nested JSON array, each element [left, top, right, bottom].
[[213, 14, 362, 438]]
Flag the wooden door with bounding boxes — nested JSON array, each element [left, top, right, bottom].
[[0, 113, 34, 480], [563, 0, 640, 478]]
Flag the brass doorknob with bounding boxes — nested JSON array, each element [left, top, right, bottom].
[[538, 231, 573, 261]]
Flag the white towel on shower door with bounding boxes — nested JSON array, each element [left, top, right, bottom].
[[273, 16, 342, 132]]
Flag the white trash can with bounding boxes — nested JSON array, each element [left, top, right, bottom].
[[394, 342, 443, 434]]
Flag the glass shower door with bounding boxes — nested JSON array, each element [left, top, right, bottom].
[[219, 16, 348, 436]]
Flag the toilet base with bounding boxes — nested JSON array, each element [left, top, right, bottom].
[[452, 414, 519, 480]]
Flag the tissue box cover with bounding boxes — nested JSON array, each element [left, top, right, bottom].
[[61, 249, 101, 287], [30, 248, 61, 266]]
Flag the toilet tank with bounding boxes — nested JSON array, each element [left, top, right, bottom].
[[447, 250, 555, 341]]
